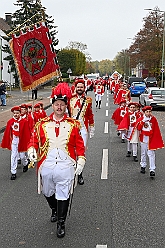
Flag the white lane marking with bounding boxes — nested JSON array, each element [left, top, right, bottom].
[[101, 149, 108, 179], [96, 245, 107, 248], [104, 122, 108, 133], [106, 110, 108, 116], [106, 102, 108, 107], [107, 97, 109, 101]]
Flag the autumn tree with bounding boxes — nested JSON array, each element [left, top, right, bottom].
[[128, 6, 164, 76]]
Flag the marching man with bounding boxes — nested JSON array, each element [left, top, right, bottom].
[[27, 83, 86, 238], [68, 78, 95, 185], [94, 80, 104, 109]]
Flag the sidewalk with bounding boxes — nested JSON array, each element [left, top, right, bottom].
[[0, 88, 52, 133]]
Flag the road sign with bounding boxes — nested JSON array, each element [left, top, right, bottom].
[[160, 68, 164, 73]]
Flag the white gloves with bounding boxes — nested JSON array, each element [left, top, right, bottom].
[[28, 147, 37, 162], [89, 126, 95, 138], [75, 157, 86, 175], [75, 164, 84, 175]]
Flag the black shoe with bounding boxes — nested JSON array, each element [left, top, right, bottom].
[[133, 156, 138, 162], [140, 167, 145, 174], [121, 139, 125, 143], [51, 209, 57, 222], [126, 151, 131, 157], [117, 131, 120, 136], [23, 165, 28, 172], [11, 174, 16, 180], [150, 171, 155, 177], [78, 173, 84, 185], [18, 159, 21, 164], [57, 220, 65, 238]]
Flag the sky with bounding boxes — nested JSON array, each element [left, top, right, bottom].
[[0, 0, 165, 61]]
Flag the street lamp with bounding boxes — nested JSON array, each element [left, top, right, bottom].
[[144, 8, 165, 87]]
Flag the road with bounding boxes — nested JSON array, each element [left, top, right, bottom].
[[0, 90, 165, 248]]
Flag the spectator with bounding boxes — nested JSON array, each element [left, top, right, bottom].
[[0, 80, 7, 106], [32, 87, 38, 100]]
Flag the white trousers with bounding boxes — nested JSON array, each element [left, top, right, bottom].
[[127, 141, 137, 156], [11, 137, 28, 174], [140, 142, 156, 171], [95, 94, 102, 102], [41, 165, 75, 200], [121, 130, 126, 139]]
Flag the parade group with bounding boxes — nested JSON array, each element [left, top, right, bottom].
[[0, 73, 164, 238]]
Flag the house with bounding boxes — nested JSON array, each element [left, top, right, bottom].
[[0, 14, 14, 86]]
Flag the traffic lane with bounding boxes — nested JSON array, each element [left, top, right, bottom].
[[109, 94, 165, 247]]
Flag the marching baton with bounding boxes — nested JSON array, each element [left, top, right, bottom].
[[68, 173, 77, 216]]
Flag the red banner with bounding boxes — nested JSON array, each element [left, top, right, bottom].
[[9, 22, 59, 91]]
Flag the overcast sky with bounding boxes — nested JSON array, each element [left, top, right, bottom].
[[0, 0, 165, 61]]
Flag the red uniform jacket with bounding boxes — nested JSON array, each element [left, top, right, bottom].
[[27, 113, 86, 171], [112, 106, 128, 125], [135, 116, 164, 150], [117, 111, 138, 131], [1, 117, 31, 152], [68, 95, 94, 131]]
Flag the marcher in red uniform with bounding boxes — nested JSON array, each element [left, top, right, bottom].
[[68, 78, 95, 185], [114, 83, 131, 105], [27, 84, 86, 238], [38, 102, 47, 119], [118, 102, 139, 161], [94, 81, 104, 108], [112, 99, 128, 142], [33, 103, 42, 124], [0, 106, 30, 179], [135, 106, 164, 177]]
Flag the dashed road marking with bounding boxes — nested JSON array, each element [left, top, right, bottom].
[[96, 245, 107, 248], [106, 102, 108, 107], [104, 122, 108, 133], [101, 149, 108, 179], [106, 110, 108, 116]]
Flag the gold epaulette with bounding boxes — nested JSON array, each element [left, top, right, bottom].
[[86, 96, 92, 103]]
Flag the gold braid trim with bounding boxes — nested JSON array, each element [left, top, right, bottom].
[[35, 121, 50, 162]]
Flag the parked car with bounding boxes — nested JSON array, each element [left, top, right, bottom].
[[144, 77, 157, 87], [139, 87, 165, 108], [127, 77, 144, 88], [129, 82, 146, 96]]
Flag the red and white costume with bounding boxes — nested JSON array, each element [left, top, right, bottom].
[[1, 117, 30, 174], [68, 94, 94, 147], [118, 107, 139, 157], [27, 113, 85, 196], [135, 114, 164, 172]]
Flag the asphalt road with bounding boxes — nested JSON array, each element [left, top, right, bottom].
[[0, 90, 165, 248]]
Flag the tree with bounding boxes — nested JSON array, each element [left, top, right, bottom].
[[98, 59, 113, 76], [2, 0, 59, 86], [113, 50, 130, 77], [128, 6, 163, 76], [57, 48, 86, 76]]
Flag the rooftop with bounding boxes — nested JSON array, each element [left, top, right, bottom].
[[0, 17, 10, 31]]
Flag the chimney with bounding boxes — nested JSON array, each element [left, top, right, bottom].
[[5, 13, 12, 25]]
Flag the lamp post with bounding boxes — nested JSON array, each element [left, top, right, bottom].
[[144, 8, 165, 87]]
